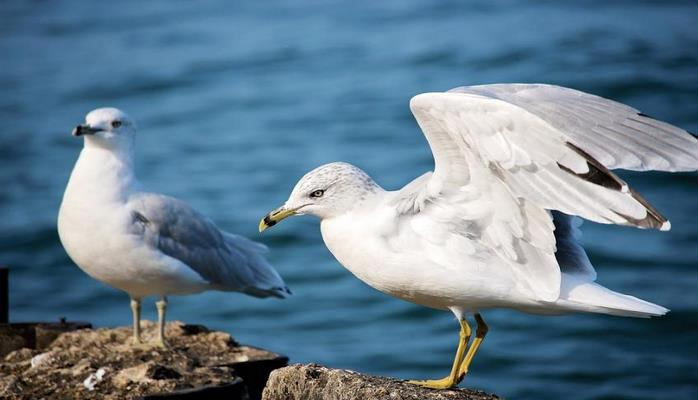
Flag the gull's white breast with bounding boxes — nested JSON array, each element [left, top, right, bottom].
[[58, 149, 208, 298], [319, 202, 531, 312]]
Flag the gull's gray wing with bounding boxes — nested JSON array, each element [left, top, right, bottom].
[[127, 192, 290, 298], [449, 83, 698, 171]]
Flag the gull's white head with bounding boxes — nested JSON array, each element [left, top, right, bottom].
[[72, 107, 136, 151], [259, 162, 381, 231]]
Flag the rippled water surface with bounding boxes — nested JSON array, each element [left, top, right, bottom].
[[2, 1, 697, 398]]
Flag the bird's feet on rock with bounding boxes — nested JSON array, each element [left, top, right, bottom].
[[407, 376, 458, 390], [126, 336, 170, 350], [152, 337, 171, 350], [128, 341, 158, 351], [129, 336, 145, 347]]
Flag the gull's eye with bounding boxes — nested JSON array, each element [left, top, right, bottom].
[[309, 189, 325, 198], [111, 120, 122, 128]]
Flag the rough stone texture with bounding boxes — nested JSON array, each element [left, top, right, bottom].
[[262, 364, 500, 400], [0, 321, 91, 357], [0, 321, 287, 400]]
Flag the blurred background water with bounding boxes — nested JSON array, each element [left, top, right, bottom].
[[1, 0, 697, 398]]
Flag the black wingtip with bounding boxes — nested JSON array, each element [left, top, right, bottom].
[[611, 188, 669, 231], [560, 142, 668, 231], [559, 142, 627, 192], [274, 286, 292, 298]]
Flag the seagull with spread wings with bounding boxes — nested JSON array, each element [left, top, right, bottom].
[[260, 84, 698, 388]]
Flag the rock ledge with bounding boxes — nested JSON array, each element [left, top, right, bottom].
[[0, 321, 286, 400], [262, 364, 499, 400]]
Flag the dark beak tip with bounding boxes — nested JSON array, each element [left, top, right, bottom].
[[263, 215, 277, 228], [72, 126, 82, 136]]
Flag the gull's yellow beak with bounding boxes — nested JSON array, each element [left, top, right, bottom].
[[259, 206, 297, 232]]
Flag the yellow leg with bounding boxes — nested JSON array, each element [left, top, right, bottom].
[[129, 298, 142, 345], [407, 318, 471, 389], [457, 313, 488, 379], [154, 296, 170, 348]]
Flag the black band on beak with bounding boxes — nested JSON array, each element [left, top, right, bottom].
[[72, 124, 99, 136], [263, 215, 278, 228], [259, 206, 297, 232]]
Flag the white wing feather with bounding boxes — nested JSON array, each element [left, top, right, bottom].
[[392, 85, 696, 302], [449, 84, 698, 171], [410, 91, 669, 228]]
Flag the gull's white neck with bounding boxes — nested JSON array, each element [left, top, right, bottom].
[[57, 139, 138, 268], [63, 141, 137, 206], [319, 192, 396, 286]]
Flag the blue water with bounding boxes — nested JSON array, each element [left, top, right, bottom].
[[2, 1, 698, 398]]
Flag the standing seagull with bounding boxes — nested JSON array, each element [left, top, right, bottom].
[[58, 108, 290, 347], [260, 84, 698, 389]]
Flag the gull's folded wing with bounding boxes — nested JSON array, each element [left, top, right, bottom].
[[127, 193, 289, 298]]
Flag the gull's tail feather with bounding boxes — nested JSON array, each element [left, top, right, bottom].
[[549, 213, 667, 318], [222, 232, 291, 299], [555, 275, 668, 318], [243, 283, 292, 299], [240, 252, 292, 299]]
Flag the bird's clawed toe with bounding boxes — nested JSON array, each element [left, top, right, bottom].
[[407, 377, 458, 390]]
